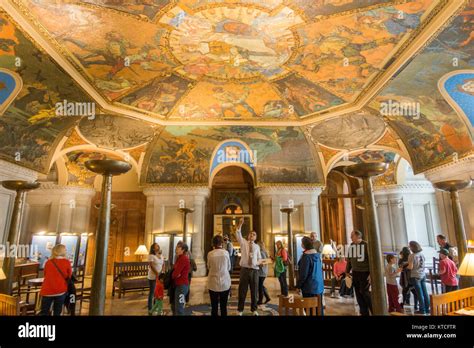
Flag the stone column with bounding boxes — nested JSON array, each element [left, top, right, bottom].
[[143, 186, 210, 277]]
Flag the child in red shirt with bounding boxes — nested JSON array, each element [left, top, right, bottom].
[[149, 278, 164, 315], [438, 249, 458, 293]]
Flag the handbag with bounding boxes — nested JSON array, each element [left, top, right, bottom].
[[51, 259, 76, 312], [345, 274, 353, 289]]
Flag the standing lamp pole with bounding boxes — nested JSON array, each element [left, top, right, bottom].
[[178, 207, 194, 245], [0, 181, 40, 294], [433, 180, 472, 288], [280, 207, 297, 290], [344, 163, 388, 316], [85, 160, 131, 315]]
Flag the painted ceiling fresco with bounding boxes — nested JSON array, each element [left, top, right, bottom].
[[308, 109, 386, 150], [12, 0, 441, 121], [144, 126, 323, 184], [65, 150, 122, 186], [0, 11, 93, 173], [370, 1, 474, 173], [77, 114, 157, 149]]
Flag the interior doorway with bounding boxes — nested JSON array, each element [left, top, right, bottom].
[[205, 166, 257, 257]]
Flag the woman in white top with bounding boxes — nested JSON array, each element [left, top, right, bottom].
[[207, 235, 231, 316], [147, 243, 164, 311]]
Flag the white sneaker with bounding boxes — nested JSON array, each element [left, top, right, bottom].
[[252, 311, 259, 316], [238, 311, 243, 316]]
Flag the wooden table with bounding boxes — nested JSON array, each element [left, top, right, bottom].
[[27, 277, 44, 287], [447, 306, 474, 316]]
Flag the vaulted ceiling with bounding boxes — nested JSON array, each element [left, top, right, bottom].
[[0, 0, 472, 185]]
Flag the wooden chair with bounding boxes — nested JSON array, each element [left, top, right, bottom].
[[0, 294, 20, 315], [428, 257, 441, 295], [430, 287, 474, 315], [278, 295, 322, 316]]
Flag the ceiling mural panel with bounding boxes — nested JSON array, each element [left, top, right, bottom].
[[12, 0, 442, 121], [0, 12, 92, 173], [291, 0, 435, 100], [77, 115, 157, 149], [144, 126, 323, 185], [23, 0, 177, 101], [370, 1, 474, 173], [309, 110, 386, 149]]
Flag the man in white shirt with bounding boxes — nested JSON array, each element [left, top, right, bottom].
[[236, 218, 261, 316]]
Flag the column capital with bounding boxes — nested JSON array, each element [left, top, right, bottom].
[[424, 155, 474, 182], [373, 182, 435, 195]]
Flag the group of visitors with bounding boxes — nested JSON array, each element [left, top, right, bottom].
[[385, 234, 459, 315]]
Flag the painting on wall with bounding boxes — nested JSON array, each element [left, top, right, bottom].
[[439, 70, 474, 129], [14, 0, 440, 122], [370, 2, 474, 173], [0, 12, 92, 173], [144, 126, 323, 185], [309, 110, 386, 150], [291, 0, 435, 100], [118, 74, 191, 117], [78, 114, 156, 149], [0, 68, 22, 115], [273, 73, 344, 116]]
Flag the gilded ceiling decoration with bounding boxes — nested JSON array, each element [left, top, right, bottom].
[[11, 0, 442, 121]]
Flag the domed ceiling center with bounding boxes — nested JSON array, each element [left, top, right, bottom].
[[165, 5, 302, 80]]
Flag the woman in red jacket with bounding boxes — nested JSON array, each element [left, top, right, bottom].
[[39, 244, 72, 316], [171, 243, 190, 316]]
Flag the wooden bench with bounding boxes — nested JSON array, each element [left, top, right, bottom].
[[0, 294, 20, 315], [430, 287, 474, 316], [278, 295, 322, 316], [112, 262, 149, 298]]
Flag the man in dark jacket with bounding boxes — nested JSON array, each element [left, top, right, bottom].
[[297, 236, 324, 315], [345, 230, 372, 316]]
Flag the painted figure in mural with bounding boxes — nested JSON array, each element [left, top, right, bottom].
[[212, 87, 256, 118]]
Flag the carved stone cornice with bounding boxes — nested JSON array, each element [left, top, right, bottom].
[[0, 159, 38, 181], [29, 182, 96, 196], [255, 185, 324, 198], [374, 181, 434, 195], [423, 155, 474, 182], [142, 186, 210, 198]]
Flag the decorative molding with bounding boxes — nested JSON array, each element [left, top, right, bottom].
[[143, 186, 210, 198], [255, 185, 324, 198], [29, 182, 96, 196], [423, 155, 474, 182], [0, 159, 38, 181], [373, 181, 435, 195]]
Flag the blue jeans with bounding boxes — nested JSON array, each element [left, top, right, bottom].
[[40, 293, 66, 316], [174, 284, 189, 316], [148, 279, 156, 310], [411, 277, 430, 313]]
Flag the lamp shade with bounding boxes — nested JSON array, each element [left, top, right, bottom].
[[0, 268, 5, 280], [134, 245, 148, 256], [458, 252, 474, 277], [322, 244, 336, 256]]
